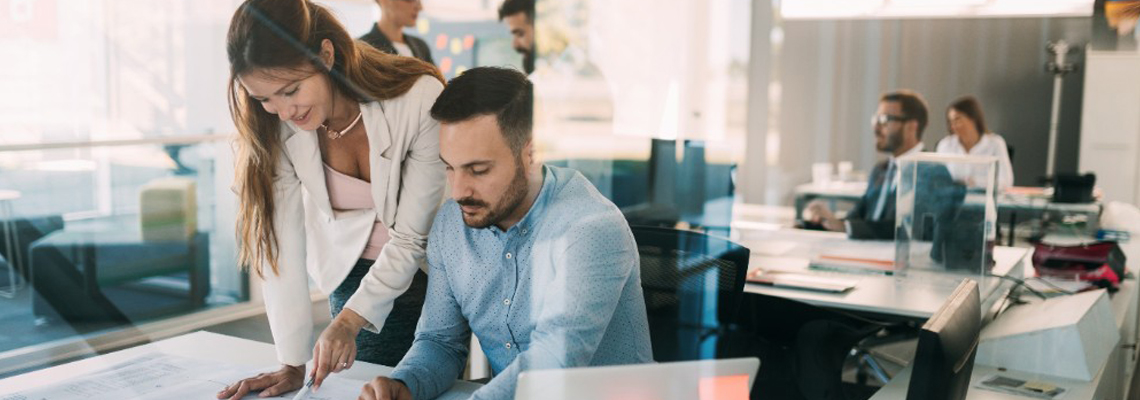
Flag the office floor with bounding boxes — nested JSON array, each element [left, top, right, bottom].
[[0, 286, 108, 354], [0, 279, 196, 354]]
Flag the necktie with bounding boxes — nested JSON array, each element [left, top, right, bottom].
[[872, 161, 896, 221]]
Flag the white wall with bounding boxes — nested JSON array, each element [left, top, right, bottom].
[[741, 15, 1091, 205], [1079, 51, 1140, 204]]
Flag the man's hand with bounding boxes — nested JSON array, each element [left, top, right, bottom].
[[311, 309, 367, 390], [216, 364, 304, 399], [805, 200, 845, 232], [358, 376, 412, 400]]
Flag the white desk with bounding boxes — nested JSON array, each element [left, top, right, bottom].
[[869, 279, 1139, 400], [0, 331, 481, 398], [794, 183, 1102, 215], [790, 183, 1103, 244], [733, 228, 1031, 321]]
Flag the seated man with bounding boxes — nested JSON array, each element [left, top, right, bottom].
[[807, 90, 937, 240], [360, 67, 653, 400]]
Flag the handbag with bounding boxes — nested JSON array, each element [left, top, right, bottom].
[[1032, 240, 1125, 291]]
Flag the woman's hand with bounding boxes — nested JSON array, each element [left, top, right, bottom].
[[311, 308, 368, 390], [216, 364, 304, 399]]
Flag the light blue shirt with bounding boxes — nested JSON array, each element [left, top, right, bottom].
[[390, 165, 653, 400]]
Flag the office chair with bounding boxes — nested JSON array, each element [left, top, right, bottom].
[[737, 291, 906, 400], [630, 226, 749, 362]]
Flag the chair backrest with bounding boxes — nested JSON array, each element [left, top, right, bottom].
[[630, 225, 749, 362]]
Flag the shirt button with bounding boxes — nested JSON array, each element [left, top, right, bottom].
[[503, 298, 511, 305], [505, 342, 512, 349], [521, 229, 528, 235], [505, 252, 513, 259]]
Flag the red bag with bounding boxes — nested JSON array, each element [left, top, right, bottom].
[[1032, 241, 1126, 291]]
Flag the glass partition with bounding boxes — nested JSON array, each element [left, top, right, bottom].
[[0, 138, 244, 372], [0, 0, 247, 375], [895, 153, 998, 293], [534, 0, 752, 235]]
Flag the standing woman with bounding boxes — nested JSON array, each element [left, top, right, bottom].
[[936, 96, 1015, 190], [217, 0, 445, 398], [360, 0, 436, 65]]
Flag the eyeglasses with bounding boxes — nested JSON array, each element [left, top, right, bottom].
[[870, 114, 909, 126]]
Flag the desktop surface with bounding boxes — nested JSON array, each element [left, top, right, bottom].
[[870, 278, 1138, 400], [0, 331, 481, 398], [734, 228, 1028, 320], [515, 358, 760, 400]]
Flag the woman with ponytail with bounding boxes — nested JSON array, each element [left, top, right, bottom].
[[217, 0, 445, 398]]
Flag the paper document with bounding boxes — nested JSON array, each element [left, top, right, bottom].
[[0, 353, 368, 400], [976, 374, 1066, 399], [203, 368, 368, 400], [810, 239, 895, 274], [747, 269, 859, 293]]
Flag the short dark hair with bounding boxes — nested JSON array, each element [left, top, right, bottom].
[[948, 95, 989, 135], [881, 90, 929, 139], [498, 0, 534, 22], [430, 67, 533, 155]]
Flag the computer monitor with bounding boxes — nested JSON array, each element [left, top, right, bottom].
[[906, 279, 981, 400], [514, 358, 759, 400]]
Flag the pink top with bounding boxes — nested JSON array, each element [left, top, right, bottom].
[[324, 163, 391, 260]]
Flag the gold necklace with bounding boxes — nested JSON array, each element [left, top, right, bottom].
[[322, 111, 363, 140]]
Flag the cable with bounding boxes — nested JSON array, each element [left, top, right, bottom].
[[1023, 276, 1077, 295], [987, 273, 1048, 300], [991, 275, 1036, 318]]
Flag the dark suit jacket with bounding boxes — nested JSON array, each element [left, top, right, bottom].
[[358, 24, 435, 66], [847, 161, 895, 239], [847, 159, 957, 240]]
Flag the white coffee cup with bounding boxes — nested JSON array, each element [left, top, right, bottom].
[[812, 162, 833, 186], [837, 161, 853, 182]]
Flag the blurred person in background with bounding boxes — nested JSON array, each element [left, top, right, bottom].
[[498, 0, 535, 74], [360, 0, 436, 65], [936, 96, 1014, 190]]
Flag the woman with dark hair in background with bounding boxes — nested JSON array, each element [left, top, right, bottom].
[[936, 96, 1015, 190], [359, 0, 436, 65], [217, 0, 445, 398]]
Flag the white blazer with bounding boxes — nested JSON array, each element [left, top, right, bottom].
[[935, 132, 1015, 190], [260, 75, 446, 365]]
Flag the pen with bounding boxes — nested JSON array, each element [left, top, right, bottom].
[[291, 377, 315, 400]]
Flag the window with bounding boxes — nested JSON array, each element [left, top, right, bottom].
[[0, 0, 243, 375]]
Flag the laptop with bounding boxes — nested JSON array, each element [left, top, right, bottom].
[[514, 358, 759, 400]]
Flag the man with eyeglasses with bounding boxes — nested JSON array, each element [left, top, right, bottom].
[[806, 90, 935, 239]]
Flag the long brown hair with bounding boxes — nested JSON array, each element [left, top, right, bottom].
[[947, 96, 989, 136], [226, 0, 443, 276]]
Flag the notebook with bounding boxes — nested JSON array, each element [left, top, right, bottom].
[[747, 269, 859, 293]]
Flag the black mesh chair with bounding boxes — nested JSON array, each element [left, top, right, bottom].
[[630, 225, 749, 362]]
